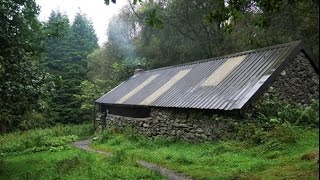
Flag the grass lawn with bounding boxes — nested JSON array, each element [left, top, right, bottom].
[[93, 126, 319, 179], [0, 149, 165, 179], [0, 124, 165, 180], [0, 123, 318, 179]]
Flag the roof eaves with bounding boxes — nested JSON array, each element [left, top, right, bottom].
[[99, 102, 242, 114]]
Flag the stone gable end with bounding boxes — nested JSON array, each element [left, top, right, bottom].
[[269, 52, 319, 105]]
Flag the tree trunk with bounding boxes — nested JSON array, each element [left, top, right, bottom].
[[0, 122, 6, 134]]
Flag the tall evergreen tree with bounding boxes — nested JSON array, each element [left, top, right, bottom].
[[43, 11, 71, 74], [70, 12, 99, 59], [43, 11, 98, 124]]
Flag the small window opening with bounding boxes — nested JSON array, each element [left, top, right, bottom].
[[101, 104, 151, 118]]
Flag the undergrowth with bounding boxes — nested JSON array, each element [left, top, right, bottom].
[[0, 123, 93, 156], [252, 98, 319, 128]]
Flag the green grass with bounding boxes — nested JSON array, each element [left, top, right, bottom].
[[93, 126, 319, 179], [0, 123, 93, 155], [0, 122, 318, 180], [0, 149, 165, 179], [0, 124, 165, 179]]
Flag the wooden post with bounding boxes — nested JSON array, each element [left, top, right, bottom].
[[93, 103, 96, 131]]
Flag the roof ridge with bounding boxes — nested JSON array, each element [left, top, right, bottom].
[[142, 41, 302, 74]]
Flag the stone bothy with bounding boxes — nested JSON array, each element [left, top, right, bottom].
[[95, 41, 319, 141]]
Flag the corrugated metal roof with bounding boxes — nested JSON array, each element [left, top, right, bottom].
[[96, 41, 318, 111]]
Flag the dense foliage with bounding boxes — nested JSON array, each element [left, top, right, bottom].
[[0, 1, 99, 131], [0, 0, 52, 133], [90, 0, 318, 73]]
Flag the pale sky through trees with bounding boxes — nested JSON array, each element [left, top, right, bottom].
[[36, 0, 127, 45]]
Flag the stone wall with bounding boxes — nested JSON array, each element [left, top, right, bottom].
[[96, 109, 259, 142], [269, 52, 319, 105]]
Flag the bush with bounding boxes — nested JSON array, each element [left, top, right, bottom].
[[254, 97, 319, 128], [123, 127, 143, 142], [92, 129, 113, 143]]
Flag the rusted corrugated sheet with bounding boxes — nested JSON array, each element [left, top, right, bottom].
[[96, 41, 315, 110]]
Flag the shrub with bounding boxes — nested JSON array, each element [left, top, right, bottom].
[[93, 129, 113, 143], [253, 97, 319, 128], [18, 112, 48, 131], [123, 127, 143, 142]]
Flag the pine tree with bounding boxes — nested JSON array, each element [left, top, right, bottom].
[[43, 11, 98, 124]]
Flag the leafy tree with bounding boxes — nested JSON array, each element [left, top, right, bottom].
[[123, 1, 227, 68], [87, 49, 109, 81], [106, 0, 318, 57], [80, 57, 146, 119], [221, 0, 319, 56], [0, 0, 52, 133]]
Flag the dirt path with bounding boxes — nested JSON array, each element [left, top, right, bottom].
[[73, 140, 112, 156], [73, 139, 192, 180]]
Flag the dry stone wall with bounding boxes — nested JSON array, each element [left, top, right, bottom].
[[96, 109, 259, 142], [269, 52, 319, 105]]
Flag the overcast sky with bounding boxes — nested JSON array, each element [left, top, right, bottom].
[[36, 0, 127, 45]]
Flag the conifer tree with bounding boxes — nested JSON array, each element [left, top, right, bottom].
[[43, 11, 98, 124]]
